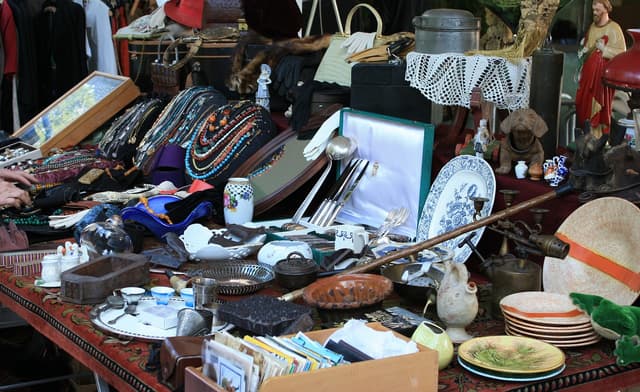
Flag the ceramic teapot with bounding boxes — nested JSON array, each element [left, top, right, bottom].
[[436, 260, 478, 343]]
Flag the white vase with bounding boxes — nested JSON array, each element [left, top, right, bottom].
[[223, 177, 254, 225], [514, 160, 528, 179]]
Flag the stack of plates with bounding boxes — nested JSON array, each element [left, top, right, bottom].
[[458, 335, 566, 382], [500, 291, 600, 348]]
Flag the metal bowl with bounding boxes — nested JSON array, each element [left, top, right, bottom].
[[195, 263, 275, 295], [380, 263, 444, 303]]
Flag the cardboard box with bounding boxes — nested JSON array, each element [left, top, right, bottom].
[[184, 322, 438, 391]]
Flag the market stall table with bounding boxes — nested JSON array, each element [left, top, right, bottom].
[[1, 268, 640, 391]]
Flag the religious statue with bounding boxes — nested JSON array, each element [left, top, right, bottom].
[[575, 0, 626, 137]]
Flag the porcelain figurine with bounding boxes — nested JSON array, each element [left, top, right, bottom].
[[436, 259, 478, 344]]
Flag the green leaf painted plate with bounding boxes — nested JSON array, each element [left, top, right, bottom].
[[458, 335, 565, 374]]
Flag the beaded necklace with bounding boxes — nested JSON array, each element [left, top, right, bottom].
[[138, 196, 173, 224], [248, 145, 286, 179]]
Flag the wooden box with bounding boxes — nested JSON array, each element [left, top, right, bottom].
[[184, 322, 438, 392], [12, 71, 140, 155], [60, 254, 149, 304]]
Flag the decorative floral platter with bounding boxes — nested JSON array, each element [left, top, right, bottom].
[[417, 155, 496, 263], [458, 335, 565, 374]]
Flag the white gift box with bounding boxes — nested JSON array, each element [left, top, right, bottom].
[[336, 108, 435, 239]]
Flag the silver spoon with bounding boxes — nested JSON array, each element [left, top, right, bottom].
[[290, 136, 356, 224], [107, 303, 138, 325]]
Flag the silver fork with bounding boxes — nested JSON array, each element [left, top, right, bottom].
[[359, 207, 409, 257], [377, 207, 409, 239]]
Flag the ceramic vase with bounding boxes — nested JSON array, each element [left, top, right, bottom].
[[436, 260, 478, 344], [223, 177, 254, 225], [514, 160, 528, 179], [411, 321, 454, 369]]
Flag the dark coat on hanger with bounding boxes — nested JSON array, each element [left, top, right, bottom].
[[36, 0, 88, 108]]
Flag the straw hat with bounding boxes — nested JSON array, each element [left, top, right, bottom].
[[543, 197, 640, 305], [164, 0, 205, 29]]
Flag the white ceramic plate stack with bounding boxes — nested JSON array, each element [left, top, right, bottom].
[[499, 291, 600, 348]]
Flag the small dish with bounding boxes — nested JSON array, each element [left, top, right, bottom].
[[194, 263, 275, 295], [35, 279, 61, 288]]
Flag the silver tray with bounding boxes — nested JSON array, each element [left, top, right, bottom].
[[194, 263, 275, 295], [90, 296, 231, 341]]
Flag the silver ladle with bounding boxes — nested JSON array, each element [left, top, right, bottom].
[[290, 136, 356, 224]]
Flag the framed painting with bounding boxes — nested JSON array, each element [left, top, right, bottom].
[[12, 71, 140, 154]]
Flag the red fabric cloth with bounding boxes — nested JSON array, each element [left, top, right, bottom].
[[0, 0, 18, 76], [576, 36, 615, 134]]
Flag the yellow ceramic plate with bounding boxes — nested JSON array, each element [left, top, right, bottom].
[[458, 335, 565, 374]]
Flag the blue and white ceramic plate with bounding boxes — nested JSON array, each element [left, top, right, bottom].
[[417, 155, 496, 263]]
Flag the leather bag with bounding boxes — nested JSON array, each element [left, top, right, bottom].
[[160, 336, 205, 391]]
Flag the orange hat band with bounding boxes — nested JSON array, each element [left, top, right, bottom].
[[556, 232, 640, 291]]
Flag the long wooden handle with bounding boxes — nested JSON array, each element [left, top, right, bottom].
[[279, 184, 572, 302]]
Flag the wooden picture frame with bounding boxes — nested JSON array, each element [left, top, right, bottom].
[[12, 71, 140, 154], [232, 128, 329, 217]]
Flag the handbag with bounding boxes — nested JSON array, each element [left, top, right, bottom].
[[150, 35, 202, 96], [313, 3, 385, 87], [159, 336, 205, 391]]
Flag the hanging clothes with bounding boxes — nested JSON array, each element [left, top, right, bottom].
[[6, 0, 41, 126], [85, 0, 117, 74], [36, 0, 89, 108], [1, 0, 19, 131]]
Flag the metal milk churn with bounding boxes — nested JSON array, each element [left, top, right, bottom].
[[413, 8, 480, 54]]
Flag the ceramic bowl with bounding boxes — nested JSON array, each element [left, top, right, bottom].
[[179, 287, 194, 308], [150, 286, 175, 305], [257, 240, 313, 267], [302, 274, 394, 309], [120, 286, 145, 305]]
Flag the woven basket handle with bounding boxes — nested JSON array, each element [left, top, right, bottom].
[[162, 37, 203, 70], [344, 3, 383, 38]]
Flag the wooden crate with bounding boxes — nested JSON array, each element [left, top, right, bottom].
[[185, 322, 438, 392]]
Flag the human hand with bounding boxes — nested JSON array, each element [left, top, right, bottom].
[[341, 32, 376, 54], [0, 180, 32, 209], [595, 38, 606, 52], [0, 168, 38, 186]]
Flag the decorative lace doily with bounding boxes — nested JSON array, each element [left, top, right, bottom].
[[405, 51, 532, 111]]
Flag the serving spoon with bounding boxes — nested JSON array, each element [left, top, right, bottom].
[[107, 304, 138, 325], [290, 136, 356, 224]]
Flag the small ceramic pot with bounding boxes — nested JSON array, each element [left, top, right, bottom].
[[40, 254, 61, 283], [223, 177, 254, 225], [411, 321, 454, 370], [514, 160, 528, 179]]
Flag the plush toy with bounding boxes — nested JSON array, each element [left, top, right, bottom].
[[570, 292, 640, 366]]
